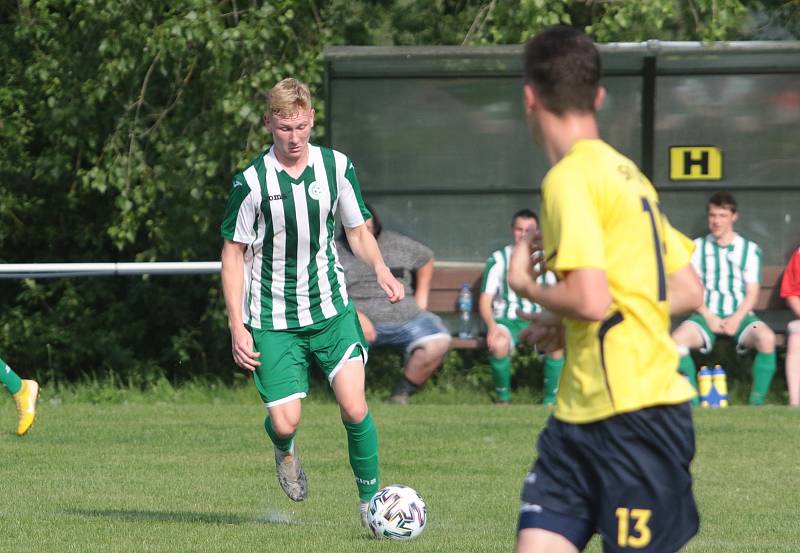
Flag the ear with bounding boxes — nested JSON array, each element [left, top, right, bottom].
[[523, 83, 537, 113], [309, 108, 315, 127], [264, 113, 272, 132], [594, 86, 607, 112], [731, 211, 739, 223]]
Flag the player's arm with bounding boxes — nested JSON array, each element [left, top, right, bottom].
[[666, 264, 704, 315], [508, 239, 611, 321], [221, 239, 260, 371], [344, 223, 404, 303], [787, 296, 800, 319], [478, 292, 506, 350], [413, 259, 434, 310]]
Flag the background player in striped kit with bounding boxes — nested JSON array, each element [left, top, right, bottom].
[[220, 78, 404, 526], [672, 192, 777, 405], [479, 209, 563, 405]]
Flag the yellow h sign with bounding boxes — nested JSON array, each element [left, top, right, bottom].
[[669, 146, 722, 180]]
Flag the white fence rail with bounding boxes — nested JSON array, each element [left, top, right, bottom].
[[0, 260, 480, 279], [0, 262, 222, 279]]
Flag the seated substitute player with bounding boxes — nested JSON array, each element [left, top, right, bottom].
[[220, 78, 403, 527], [337, 204, 451, 405], [1, 355, 38, 435], [508, 26, 703, 553], [479, 209, 563, 405], [672, 192, 777, 405], [779, 246, 800, 407]]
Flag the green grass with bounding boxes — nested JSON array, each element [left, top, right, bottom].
[[1, 396, 798, 552]]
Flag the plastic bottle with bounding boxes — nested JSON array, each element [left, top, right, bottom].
[[697, 366, 712, 408], [712, 365, 729, 407], [457, 284, 473, 339]]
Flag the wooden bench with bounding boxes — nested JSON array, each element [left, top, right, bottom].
[[429, 263, 793, 349]]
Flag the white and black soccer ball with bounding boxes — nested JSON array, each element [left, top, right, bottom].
[[367, 484, 427, 540]]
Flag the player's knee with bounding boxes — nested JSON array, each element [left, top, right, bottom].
[[341, 401, 368, 424], [755, 326, 776, 352], [271, 415, 299, 437]]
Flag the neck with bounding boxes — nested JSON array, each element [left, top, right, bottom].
[[540, 112, 600, 165], [715, 231, 736, 246], [274, 145, 309, 177]]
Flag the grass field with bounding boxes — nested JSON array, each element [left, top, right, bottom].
[[1, 394, 798, 552]]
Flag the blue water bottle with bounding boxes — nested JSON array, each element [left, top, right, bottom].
[[457, 284, 473, 339]]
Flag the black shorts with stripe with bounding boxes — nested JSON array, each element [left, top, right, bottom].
[[518, 403, 699, 552]]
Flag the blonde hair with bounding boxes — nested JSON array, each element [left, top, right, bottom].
[[268, 78, 312, 117]]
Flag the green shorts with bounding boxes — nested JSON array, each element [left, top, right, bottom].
[[495, 317, 530, 349], [684, 311, 762, 354], [249, 303, 367, 407]]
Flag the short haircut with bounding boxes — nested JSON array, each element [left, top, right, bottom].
[[512, 208, 538, 225], [708, 191, 738, 213], [268, 78, 312, 117], [523, 26, 601, 116]]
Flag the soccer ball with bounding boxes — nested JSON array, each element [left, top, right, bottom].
[[366, 484, 427, 540]]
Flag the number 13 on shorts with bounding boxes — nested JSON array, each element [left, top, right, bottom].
[[615, 507, 652, 548]]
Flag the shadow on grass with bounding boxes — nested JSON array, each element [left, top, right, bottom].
[[68, 508, 295, 525]]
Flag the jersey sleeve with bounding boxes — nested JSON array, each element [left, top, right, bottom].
[[780, 249, 800, 298], [480, 254, 502, 295], [220, 174, 256, 243], [661, 216, 694, 274], [542, 167, 606, 272], [743, 242, 762, 284], [335, 152, 371, 228]]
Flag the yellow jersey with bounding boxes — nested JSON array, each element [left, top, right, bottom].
[[541, 139, 696, 423]]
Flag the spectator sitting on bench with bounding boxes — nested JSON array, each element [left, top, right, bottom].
[[479, 209, 564, 405], [673, 191, 776, 405], [337, 204, 451, 405], [779, 246, 800, 407]]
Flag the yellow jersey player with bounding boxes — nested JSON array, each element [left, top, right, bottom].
[[508, 27, 704, 553]]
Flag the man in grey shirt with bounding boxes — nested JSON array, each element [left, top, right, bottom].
[[338, 205, 451, 404]]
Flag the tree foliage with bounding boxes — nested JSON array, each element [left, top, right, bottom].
[[0, 0, 796, 383]]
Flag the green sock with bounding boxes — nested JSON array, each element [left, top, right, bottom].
[[678, 354, 699, 406], [750, 352, 776, 405], [264, 416, 295, 453], [543, 355, 564, 405], [489, 355, 511, 402], [343, 411, 379, 502], [0, 357, 23, 396]]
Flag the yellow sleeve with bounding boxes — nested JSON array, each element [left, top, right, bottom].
[[543, 165, 606, 273], [661, 216, 694, 274]]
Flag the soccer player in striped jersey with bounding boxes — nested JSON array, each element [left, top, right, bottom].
[[220, 78, 404, 526], [1, 355, 38, 435], [509, 26, 703, 553], [479, 209, 563, 405], [672, 192, 777, 405]]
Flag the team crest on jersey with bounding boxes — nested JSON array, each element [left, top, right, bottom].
[[308, 181, 323, 201]]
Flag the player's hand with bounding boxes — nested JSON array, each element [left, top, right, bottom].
[[720, 314, 743, 336], [485, 324, 506, 352], [704, 313, 724, 334], [518, 311, 565, 354], [377, 265, 405, 303], [230, 324, 260, 371], [509, 240, 541, 300]]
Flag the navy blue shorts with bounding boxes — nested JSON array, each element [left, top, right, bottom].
[[518, 403, 699, 552]]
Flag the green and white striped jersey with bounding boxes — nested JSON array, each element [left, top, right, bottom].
[[221, 144, 370, 330], [480, 245, 555, 320], [691, 233, 761, 317]]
